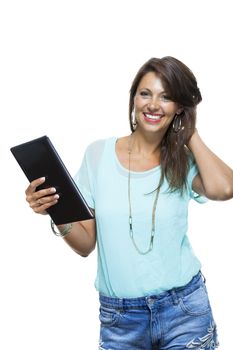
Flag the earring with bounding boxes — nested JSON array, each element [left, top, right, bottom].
[[132, 108, 137, 130], [172, 114, 182, 133]]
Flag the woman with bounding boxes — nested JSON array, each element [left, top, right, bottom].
[[26, 57, 233, 349]]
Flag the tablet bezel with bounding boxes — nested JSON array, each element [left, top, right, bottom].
[[10, 136, 95, 225]]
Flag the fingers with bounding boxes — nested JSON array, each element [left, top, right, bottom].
[[30, 192, 59, 207], [33, 196, 59, 214], [25, 177, 59, 214], [25, 177, 46, 195], [29, 193, 59, 214]]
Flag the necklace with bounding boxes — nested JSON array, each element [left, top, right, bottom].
[[128, 134, 160, 255]]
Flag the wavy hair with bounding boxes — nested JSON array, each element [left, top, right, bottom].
[[129, 56, 202, 192]]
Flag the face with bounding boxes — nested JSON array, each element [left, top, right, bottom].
[[134, 72, 182, 133]]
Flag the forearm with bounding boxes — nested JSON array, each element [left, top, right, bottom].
[[57, 220, 96, 257], [188, 130, 233, 200]]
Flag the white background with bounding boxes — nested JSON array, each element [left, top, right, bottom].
[[0, 0, 232, 348]]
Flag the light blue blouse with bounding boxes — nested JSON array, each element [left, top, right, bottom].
[[74, 137, 207, 298]]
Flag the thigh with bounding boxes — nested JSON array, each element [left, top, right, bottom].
[[99, 306, 153, 350], [160, 285, 219, 349]]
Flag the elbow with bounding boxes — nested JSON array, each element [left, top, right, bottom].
[[80, 253, 89, 258], [205, 185, 233, 201], [223, 187, 233, 200], [76, 251, 91, 258], [77, 245, 96, 258]]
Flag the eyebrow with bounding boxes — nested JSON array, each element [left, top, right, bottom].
[[138, 87, 167, 94]]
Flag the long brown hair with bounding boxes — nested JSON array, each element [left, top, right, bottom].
[[129, 56, 202, 193]]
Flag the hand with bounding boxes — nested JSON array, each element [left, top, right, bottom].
[[183, 112, 196, 145], [187, 128, 199, 150], [25, 177, 59, 214]]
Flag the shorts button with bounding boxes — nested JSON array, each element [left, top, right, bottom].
[[147, 297, 155, 305]]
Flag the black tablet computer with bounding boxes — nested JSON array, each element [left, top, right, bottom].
[[10, 136, 95, 225]]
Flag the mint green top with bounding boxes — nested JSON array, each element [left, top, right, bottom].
[[74, 137, 207, 298]]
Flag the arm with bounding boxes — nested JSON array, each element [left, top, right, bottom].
[[57, 217, 96, 257], [25, 177, 96, 257], [188, 130, 233, 201]]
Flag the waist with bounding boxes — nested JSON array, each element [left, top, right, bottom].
[[99, 271, 205, 309]]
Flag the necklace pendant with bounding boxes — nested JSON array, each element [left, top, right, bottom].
[[129, 229, 133, 238], [129, 216, 133, 231]]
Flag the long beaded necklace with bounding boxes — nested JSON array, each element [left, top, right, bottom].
[[128, 134, 160, 255]]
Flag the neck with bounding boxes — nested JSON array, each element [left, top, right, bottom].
[[130, 129, 163, 157]]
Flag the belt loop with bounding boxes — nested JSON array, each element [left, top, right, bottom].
[[171, 289, 179, 305], [118, 298, 124, 311], [200, 270, 206, 284]]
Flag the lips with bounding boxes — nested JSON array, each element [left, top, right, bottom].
[[143, 113, 164, 123]]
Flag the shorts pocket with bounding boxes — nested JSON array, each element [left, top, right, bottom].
[[179, 285, 211, 316], [99, 306, 120, 327]]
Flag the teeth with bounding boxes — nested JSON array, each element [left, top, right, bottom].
[[145, 113, 162, 120]]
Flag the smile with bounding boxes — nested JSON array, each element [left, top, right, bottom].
[[143, 113, 164, 123]]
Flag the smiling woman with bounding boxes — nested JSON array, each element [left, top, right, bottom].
[[24, 56, 233, 349], [135, 72, 182, 127], [129, 57, 202, 193]]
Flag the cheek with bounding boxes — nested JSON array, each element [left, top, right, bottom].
[[134, 95, 148, 109], [168, 111, 177, 119], [163, 103, 178, 117], [163, 110, 176, 127], [134, 96, 141, 108]]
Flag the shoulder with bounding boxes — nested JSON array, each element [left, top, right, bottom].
[[84, 137, 117, 162], [85, 137, 116, 153], [85, 139, 106, 153]]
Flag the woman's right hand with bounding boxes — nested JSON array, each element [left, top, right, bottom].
[[25, 177, 59, 215]]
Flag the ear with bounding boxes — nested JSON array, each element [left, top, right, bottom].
[[176, 107, 184, 115]]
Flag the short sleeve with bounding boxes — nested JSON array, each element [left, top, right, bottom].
[[74, 151, 95, 209], [73, 139, 106, 210], [187, 159, 208, 204]]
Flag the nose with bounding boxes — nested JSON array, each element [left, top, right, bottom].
[[147, 97, 160, 112]]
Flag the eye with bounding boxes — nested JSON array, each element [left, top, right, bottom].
[[161, 94, 171, 101], [140, 91, 150, 97]]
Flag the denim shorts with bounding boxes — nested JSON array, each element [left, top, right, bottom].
[[98, 272, 219, 349]]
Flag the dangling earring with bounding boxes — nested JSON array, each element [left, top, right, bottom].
[[132, 108, 137, 130], [172, 114, 182, 133]]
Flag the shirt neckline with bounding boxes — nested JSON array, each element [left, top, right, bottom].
[[113, 136, 160, 176]]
